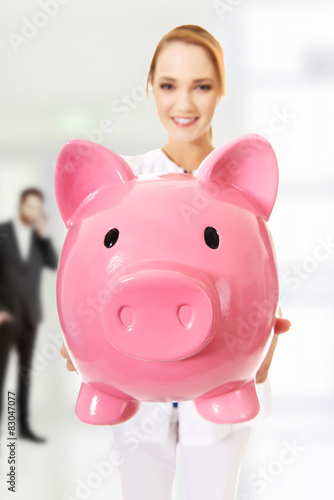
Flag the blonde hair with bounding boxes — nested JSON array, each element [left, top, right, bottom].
[[146, 25, 226, 140]]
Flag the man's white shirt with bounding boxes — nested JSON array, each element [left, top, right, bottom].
[[12, 218, 32, 261]]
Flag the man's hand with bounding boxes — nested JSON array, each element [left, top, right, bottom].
[[0, 310, 13, 326], [60, 342, 77, 373], [35, 212, 49, 238]]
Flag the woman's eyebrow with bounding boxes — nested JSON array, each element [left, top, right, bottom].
[[158, 77, 177, 81], [193, 78, 215, 83], [158, 77, 215, 83]]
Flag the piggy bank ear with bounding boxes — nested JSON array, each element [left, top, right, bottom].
[[195, 134, 278, 220], [55, 140, 137, 226]]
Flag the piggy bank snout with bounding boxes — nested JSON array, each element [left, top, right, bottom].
[[102, 270, 215, 362]]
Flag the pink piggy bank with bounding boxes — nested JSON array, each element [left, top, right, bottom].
[[55, 133, 279, 426]]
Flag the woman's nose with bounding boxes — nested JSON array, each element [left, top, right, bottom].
[[175, 90, 195, 113]]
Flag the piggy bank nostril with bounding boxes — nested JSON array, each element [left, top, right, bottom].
[[118, 306, 136, 329], [177, 304, 193, 329]]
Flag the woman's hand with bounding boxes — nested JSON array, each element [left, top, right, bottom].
[[60, 342, 77, 373], [256, 310, 291, 384], [274, 317, 291, 335], [256, 334, 279, 383]]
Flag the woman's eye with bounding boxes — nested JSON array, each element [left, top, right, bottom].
[[204, 227, 220, 249], [160, 83, 173, 90], [196, 84, 212, 91], [104, 228, 119, 248]]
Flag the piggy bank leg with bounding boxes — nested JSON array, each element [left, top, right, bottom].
[[75, 383, 140, 425], [194, 381, 260, 424]]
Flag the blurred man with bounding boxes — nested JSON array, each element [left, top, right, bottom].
[[0, 188, 58, 442]]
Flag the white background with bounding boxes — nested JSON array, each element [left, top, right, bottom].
[[0, 1, 333, 499]]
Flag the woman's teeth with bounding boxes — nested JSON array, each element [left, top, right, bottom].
[[172, 117, 198, 127]]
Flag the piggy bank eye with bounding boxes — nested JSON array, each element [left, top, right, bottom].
[[104, 228, 119, 248], [204, 226, 219, 249]]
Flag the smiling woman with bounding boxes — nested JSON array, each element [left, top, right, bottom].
[[145, 24, 226, 172], [58, 23, 290, 500], [108, 24, 288, 500]]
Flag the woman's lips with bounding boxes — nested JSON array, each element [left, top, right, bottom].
[[172, 117, 199, 127]]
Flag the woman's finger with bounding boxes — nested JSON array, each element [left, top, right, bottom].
[[274, 317, 291, 334]]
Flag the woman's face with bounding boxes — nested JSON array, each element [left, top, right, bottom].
[[151, 41, 221, 143]]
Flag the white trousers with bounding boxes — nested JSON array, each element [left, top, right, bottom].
[[111, 379, 272, 500]]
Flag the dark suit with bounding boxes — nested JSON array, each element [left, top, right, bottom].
[[0, 220, 58, 430]]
